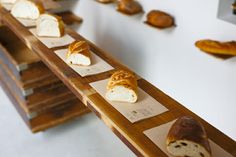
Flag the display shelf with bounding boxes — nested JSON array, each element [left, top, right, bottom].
[[0, 75, 90, 133], [0, 5, 235, 157]]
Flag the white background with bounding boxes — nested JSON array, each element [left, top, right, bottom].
[[0, 0, 235, 156], [74, 0, 236, 140]]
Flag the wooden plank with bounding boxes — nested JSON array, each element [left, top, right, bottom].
[[0, 6, 235, 156], [0, 61, 76, 114], [0, 72, 90, 133]]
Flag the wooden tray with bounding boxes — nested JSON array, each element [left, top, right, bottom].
[[0, 74, 90, 133], [0, 62, 76, 115], [0, 5, 235, 156]]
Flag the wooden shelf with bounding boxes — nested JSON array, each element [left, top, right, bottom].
[[0, 5, 235, 157]]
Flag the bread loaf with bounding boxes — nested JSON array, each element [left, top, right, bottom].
[[117, 0, 143, 15], [146, 10, 175, 29], [11, 0, 44, 20], [195, 39, 236, 56], [105, 70, 138, 103], [166, 116, 211, 157], [0, 0, 17, 4], [36, 13, 64, 37], [96, 0, 114, 3], [66, 40, 91, 66]]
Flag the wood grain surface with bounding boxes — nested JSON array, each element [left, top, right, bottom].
[[0, 5, 235, 156]]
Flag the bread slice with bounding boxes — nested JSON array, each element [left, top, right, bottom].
[[166, 116, 211, 157], [66, 40, 91, 66], [11, 0, 44, 20], [195, 40, 236, 56], [0, 0, 17, 4], [117, 0, 143, 15], [36, 13, 64, 37], [105, 70, 138, 103]]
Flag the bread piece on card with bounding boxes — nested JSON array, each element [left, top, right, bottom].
[[36, 13, 65, 37], [106, 70, 138, 103], [0, 0, 17, 4], [146, 10, 175, 29], [11, 0, 44, 20], [66, 41, 91, 66], [166, 116, 211, 157], [195, 39, 236, 56], [117, 0, 143, 15]]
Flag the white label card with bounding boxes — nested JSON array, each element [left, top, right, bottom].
[[144, 120, 233, 157], [17, 18, 36, 27], [29, 28, 75, 48], [90, 79, 168, 123], [54, 49, 114, 77]]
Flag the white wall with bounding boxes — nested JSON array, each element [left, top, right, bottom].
[[72, 0, 236, 141]]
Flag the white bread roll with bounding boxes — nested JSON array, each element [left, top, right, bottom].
[[0, 0, 17, 4], [166, 116, 211, 157], [36, 13, 64, 37], [66, 40, 91, 66], [11, 0, 44, 20], [105, 70, 138, 103]]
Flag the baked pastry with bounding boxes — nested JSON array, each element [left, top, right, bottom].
[[105, 70, 138, 103], [96, 0, 114, 4], [0, 0, 17, 4], [11, 0, 44, 20], [166, 116, 211, 157], [195, 40, 236, 56], [146, 10, 175, 29], [66, 41, 91, 66], [36, 13, 64, 37], [117, 0, 143, 15]]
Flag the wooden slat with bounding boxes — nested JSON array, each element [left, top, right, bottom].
[[0, 5, 235, 156], [0, 72, 90, 133]]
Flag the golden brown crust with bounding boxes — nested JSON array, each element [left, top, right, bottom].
[[107, 70, 138, 94], [35, 1, 45, 15], [195, 40, 236, 56], [232, 2, 236, 9], [96, 0, 114, 4], [146, 10, 174, 29], [167, 116, 211, 154], [117, 0, 143, 15], [67, 40, 91, 59]]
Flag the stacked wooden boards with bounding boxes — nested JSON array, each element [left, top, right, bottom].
[[0, 25, 89, 133], [0, 3, 235, 157]]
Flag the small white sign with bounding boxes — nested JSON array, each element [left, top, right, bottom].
[[29, 28, 75, 48], [90, 79, 168, 123], [54, 49, 114, 77]]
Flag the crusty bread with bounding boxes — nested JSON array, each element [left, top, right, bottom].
[[146, 10, 175, 29], [36, 13, 64, 37], [0, 0, 17, 4], [106, 70, 138, 103], [11, 0, 44, 20], [117, 0, 143, 15], [96, 0, 114, 4], [195, 39, 236, 56], [66, 40, 91, 66], [166, 116, 211, 157]]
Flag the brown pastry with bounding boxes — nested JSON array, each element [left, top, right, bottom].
[[66, 41, 91, 66], [195, 40, 236, 56], [166, 116, 211, 157], [146, 10, 175, 29], [117, 0, 143, 15], [106, 70, 138, 103], [96, 0, 114, 4]]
